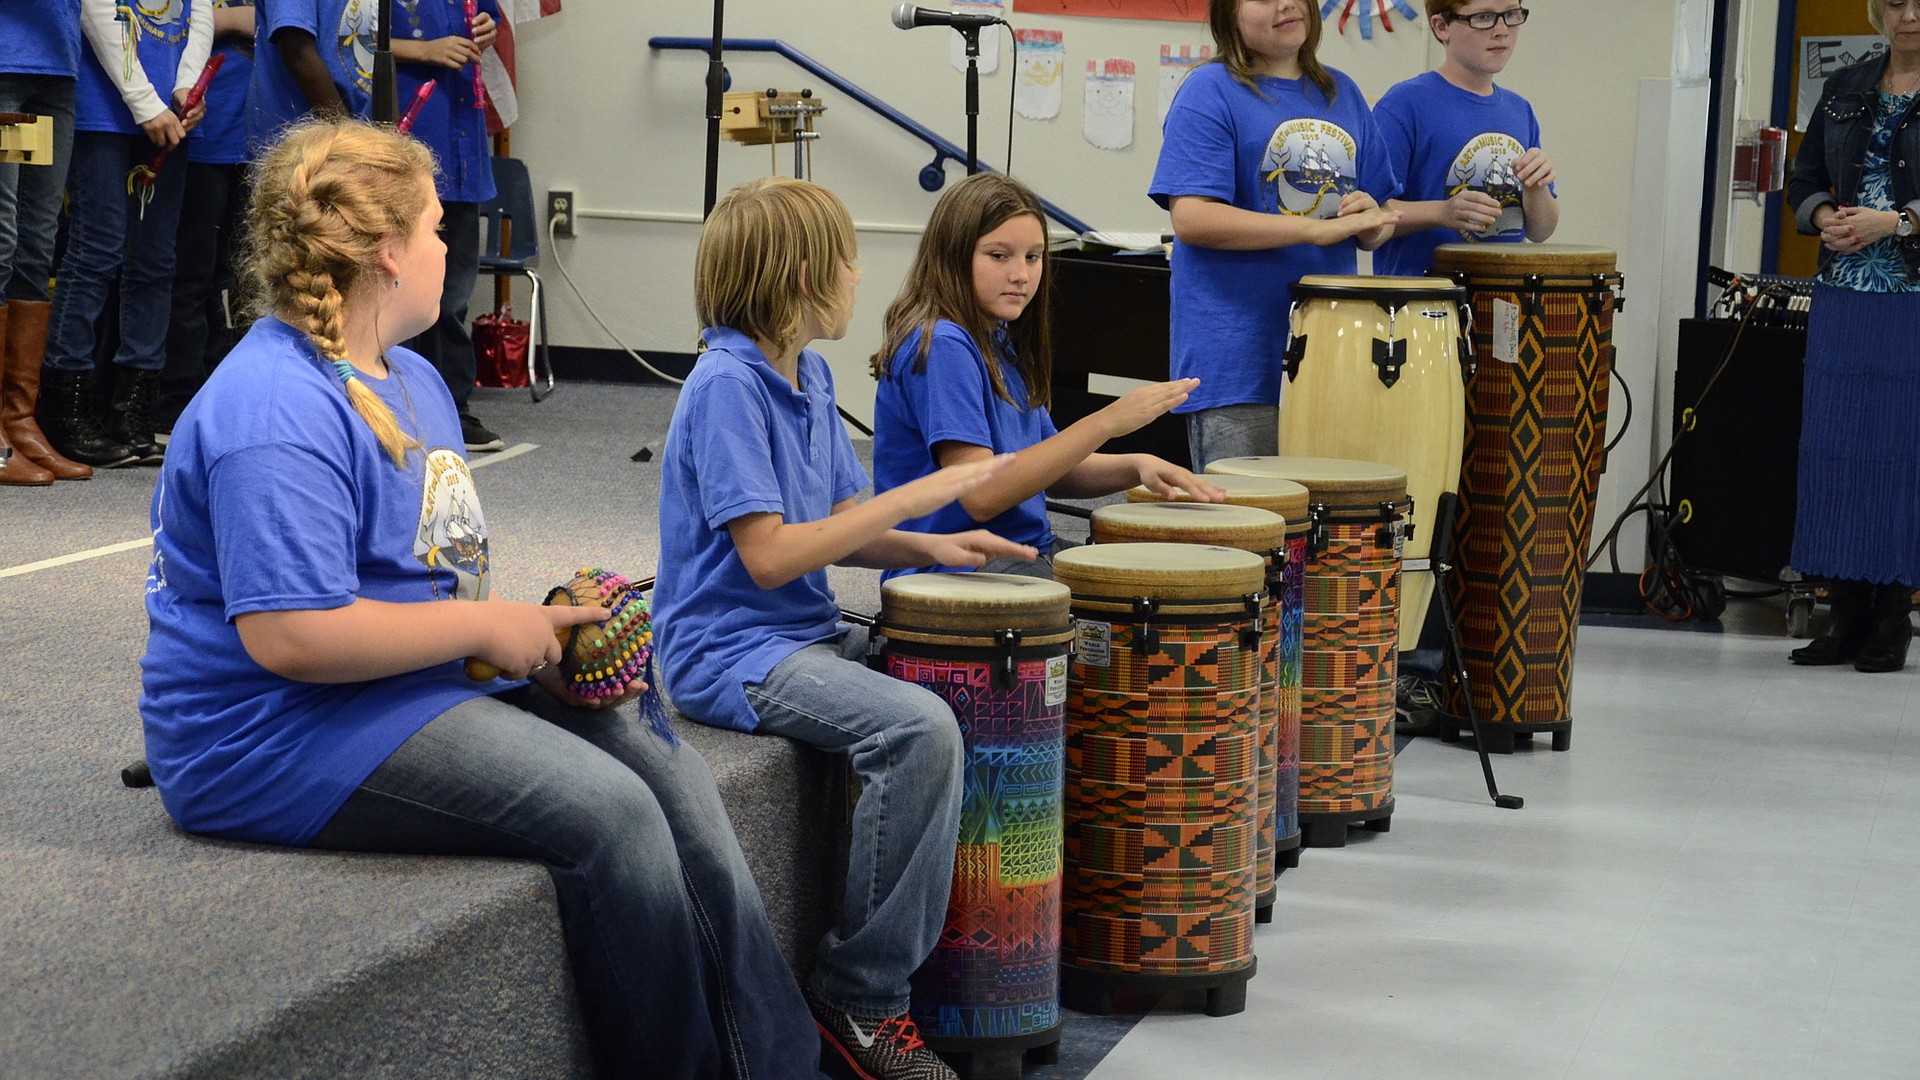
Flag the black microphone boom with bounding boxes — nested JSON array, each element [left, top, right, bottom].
[[890, 3, 1004, 30]]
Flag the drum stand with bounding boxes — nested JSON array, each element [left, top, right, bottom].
[[1428, 492, 1524, 810]]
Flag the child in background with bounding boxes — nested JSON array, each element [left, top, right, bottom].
[[654, 175, 1033, 1080], [158, 0, 256, 438], [1150, 0, 1400, 469], [871, 171, 1224, 580], [247, 0, 376, 151], [1371, 0, 1557, 278], [142, 119, 826, 1079], [38, 0, 212, 467]]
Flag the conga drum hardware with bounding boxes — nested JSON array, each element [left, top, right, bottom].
[[881, 573, 1074, 1076], [1055, 543, 1266, 1019]]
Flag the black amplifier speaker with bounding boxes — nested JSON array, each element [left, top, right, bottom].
[[1667, 318, 1807, 584]]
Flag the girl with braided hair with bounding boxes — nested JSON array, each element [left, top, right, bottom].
[[139, 119, 828, 1079]]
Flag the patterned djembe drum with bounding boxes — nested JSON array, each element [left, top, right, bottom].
[[1207, 457, 1408, 849], [1054, 542, 1266, 1018], [1131, 476, 1311, 883], [1428, 244, 1623, 754], [1090, 502, 1289, 926], [879, 573, 1074, 1077]]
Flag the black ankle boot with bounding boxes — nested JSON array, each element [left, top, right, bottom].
[[106, 368, 164, 465], [1854, 585, 1915, 673], [37, 368, 136, 468], [1791, 580, 1873, 665]]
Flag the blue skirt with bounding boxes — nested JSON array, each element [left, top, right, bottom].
[[1791, 283, 1920, 585]]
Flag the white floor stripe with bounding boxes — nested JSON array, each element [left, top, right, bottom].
[[0, 444, 539, 580]]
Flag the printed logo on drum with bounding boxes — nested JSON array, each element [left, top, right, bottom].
[[1446, 133, 1528, 241], [1261, 119, 1359, 219]]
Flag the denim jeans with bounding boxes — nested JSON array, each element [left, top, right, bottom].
[[1185, 402, 1280, 471], [44, 130, 190, 373], [978, 537, 1075, 580], [744, 627, 963, 1019], [309, 688, 825, 1080], [0, 74, 76, 302], [403, 199, 481, 411]]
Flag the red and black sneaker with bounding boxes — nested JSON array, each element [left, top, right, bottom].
[[805, 987, 957, 1080]]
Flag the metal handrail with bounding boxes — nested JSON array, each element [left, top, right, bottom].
[[648, 35, 1094, 236]]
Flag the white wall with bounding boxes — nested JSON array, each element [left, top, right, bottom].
[[506, 0, 1787, 570]]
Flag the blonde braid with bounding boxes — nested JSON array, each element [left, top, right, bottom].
[[241, 120, 439, 468]]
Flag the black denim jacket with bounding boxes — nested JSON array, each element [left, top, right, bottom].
[[1788, 52, 1920, 281]]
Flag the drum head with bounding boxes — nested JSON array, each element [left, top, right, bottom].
[[1094, 501, 1288, 554], [1205, 455, 1408, 505], [1129, 475, 1310, 528], [1429, 243, 1617, 277], [1054, 542, 1267, 602], [880, 572, 1072, 639], [1293, 274, 1467, 303]]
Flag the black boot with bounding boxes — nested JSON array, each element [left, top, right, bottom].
[[1854, 585, 1915, 673], [106, 367, 164, 465], [36, 368, 136, 468], [1790, 580, 1873, 665]]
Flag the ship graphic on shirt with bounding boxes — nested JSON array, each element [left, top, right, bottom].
[[130, 0, 189, 43], [1446, 132, 1528, 240], [338, 0, 378, 95], [1262, 118, 1359, 219], [415, 449, 491, 601]]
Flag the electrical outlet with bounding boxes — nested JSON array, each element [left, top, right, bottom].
[[547, 190, 574, 238]]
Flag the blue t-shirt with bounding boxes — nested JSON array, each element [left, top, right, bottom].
[[872, 320, 1058, 575], [141, 316, 507, 845], [1372, 70, 1550, 277], [0, 0, 83, 77], [1150, 62, 1399, 412], [76, 0, 196, 134], [188, 2, 254, 166], [653, 328, 870, 733], [394, 0, 499, 203], [248, 0, 375, 152]]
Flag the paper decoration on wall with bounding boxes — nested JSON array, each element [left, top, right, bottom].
[[1014, 29, 1065, 121], [1157, 44, 1209, 124], [949, 0, 1004, 74], [1795, 36, 1887, 131], [1321, 0, 1418, 40], [1083, 59, 1135, 151], [1016, 0, 1200, 22]]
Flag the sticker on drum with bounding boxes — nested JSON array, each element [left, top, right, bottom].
[[1492, 298, 1520, 364], [1047, 654, 1069, 704], [1078, 621, 1112, 667]]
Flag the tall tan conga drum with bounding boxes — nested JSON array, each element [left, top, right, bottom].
[[1055, 542, 1265, 1018], [880, 573, 1074, 1075], [1130, 476, 1312, 884], [1090, 502, 1290, 926], [1428, 244, 1622, 754], [1206, 456, 1407, 847], [1278, 275, 1469, 651]]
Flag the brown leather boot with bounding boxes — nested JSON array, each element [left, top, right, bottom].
[[0, 303, 54, 485], [3, 299, 92, 479]]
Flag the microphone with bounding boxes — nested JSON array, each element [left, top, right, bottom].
[[891, 3, 1004, 30]]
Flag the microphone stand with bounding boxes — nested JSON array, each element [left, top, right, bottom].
[[958, 23, 981, 174], [703, 0, 726, 216], [372, 0, 397, 123]]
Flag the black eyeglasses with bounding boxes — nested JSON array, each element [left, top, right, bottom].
[[1444, 6, 1530, 29]]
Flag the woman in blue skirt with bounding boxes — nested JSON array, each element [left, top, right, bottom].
[[1786, 0, 1920, 672]]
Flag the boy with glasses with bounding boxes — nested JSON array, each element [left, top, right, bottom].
[[1371, 1, 1558, 277]]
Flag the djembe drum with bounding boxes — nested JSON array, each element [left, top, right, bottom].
[[1206, 457, 1407, 848], [1054, 542, 1265, 1018], [878, 573, 1075, 1077], [1090, 502, 1291, 926], [1428, 244, 1623, 754], [1279, 275, 1469, 653], [1129, 477, 1311, 881]]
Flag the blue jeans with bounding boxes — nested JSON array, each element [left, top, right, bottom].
[[979, 537, 1075, 579], [44, 130, 189, 373], [744, 628, 963, 1019], [1185, 403, 1279, 471], [0, 74, 75, 302], [309, 687, 824, 1080]]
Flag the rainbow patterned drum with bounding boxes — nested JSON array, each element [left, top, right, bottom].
[[1054, 542, 1265, 1018], [1206, 457, 1406, 848], [1091, 501, 1290, 925], [1130, 476, 1311, 883], [881, 573, 1074, 1072]]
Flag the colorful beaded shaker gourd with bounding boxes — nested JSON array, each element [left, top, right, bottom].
[[550, 568, 655, 699]]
